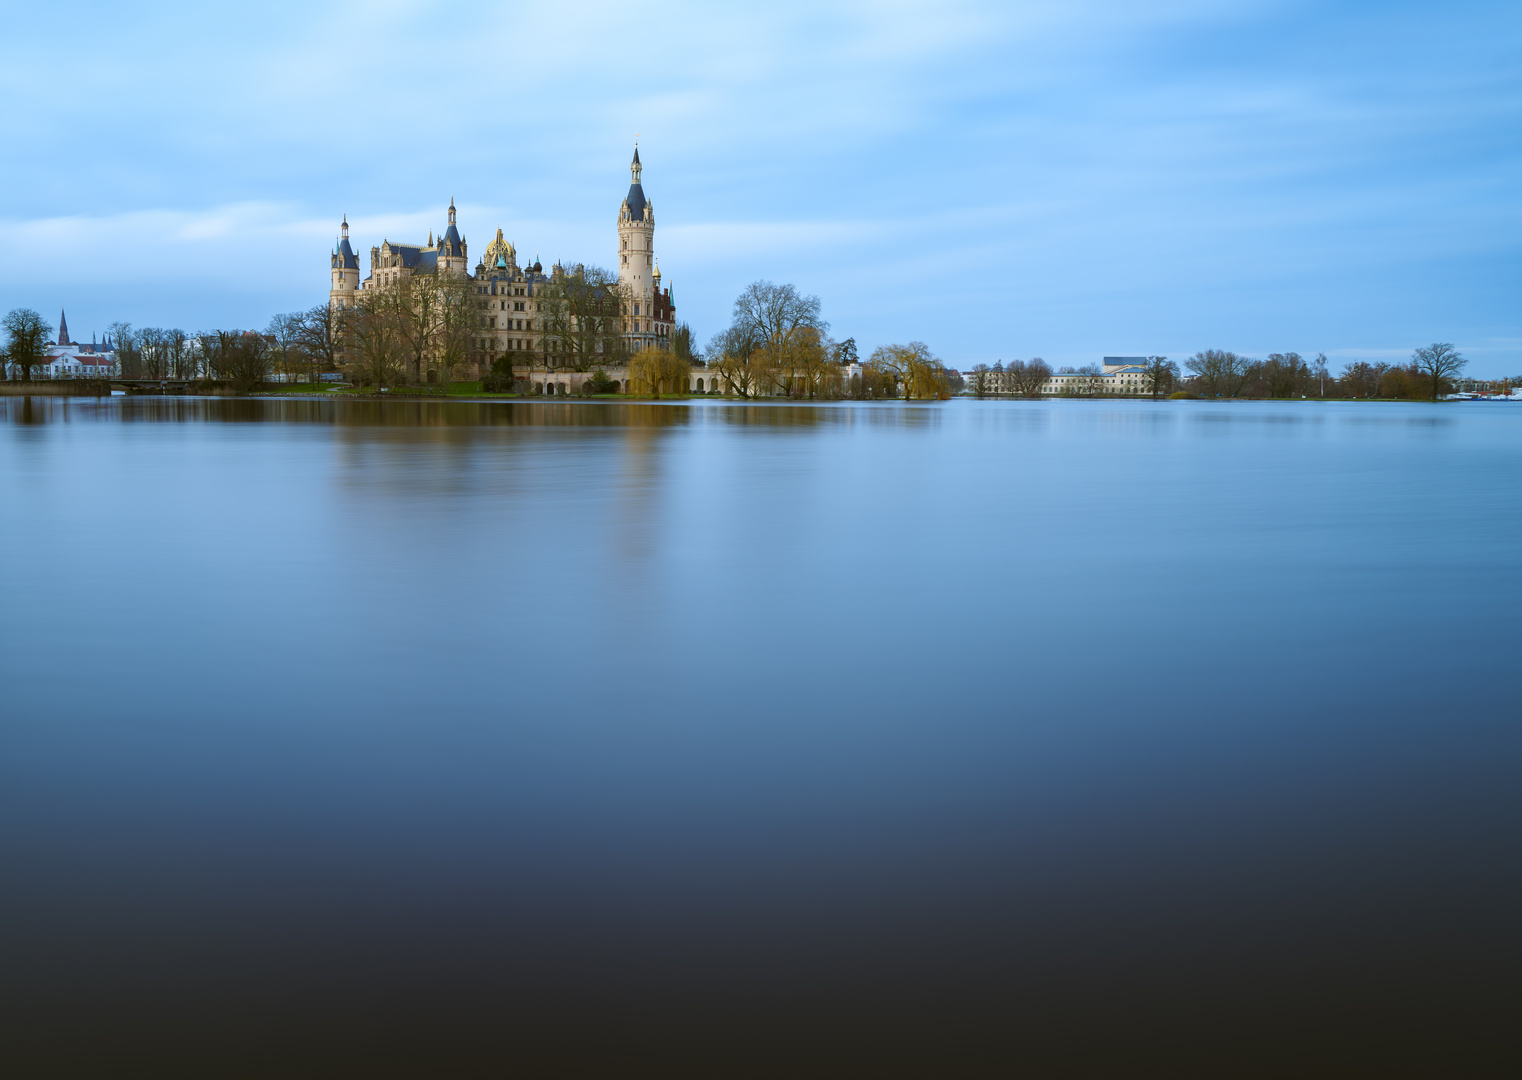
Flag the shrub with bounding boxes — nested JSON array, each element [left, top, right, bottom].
[[581, 369, 619, 395], [1169, 390, 1198, 400]]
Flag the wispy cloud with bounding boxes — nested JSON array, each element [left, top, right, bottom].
[[0, 0, 1518, 371]]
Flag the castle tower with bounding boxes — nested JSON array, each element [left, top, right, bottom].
[[437, 198, 467, 274], [617, 146, 655, 307], [330, 216, 360, 309]]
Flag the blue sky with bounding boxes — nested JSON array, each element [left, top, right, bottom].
[[2, 0, 1518, 374]]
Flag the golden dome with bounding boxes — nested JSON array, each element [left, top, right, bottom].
[[482, 227, 515, 268]]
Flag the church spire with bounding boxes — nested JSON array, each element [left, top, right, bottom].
[[57, 309, 70, 347]]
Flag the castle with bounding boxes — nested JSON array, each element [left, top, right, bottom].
[[330, 146, 676, 384]]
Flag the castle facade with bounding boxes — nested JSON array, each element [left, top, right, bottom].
[[329, 147, 675, 381]]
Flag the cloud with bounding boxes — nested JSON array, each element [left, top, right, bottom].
[[0, 0, 1518, 372]]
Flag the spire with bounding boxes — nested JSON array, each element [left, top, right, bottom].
[[448, 197, 456, 226], [428, 230, 433, 247], [622, 145, 648, 222], [58, 309, 70, 347], [334, 215, 359, 271]]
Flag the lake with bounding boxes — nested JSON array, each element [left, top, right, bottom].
[[2, 395, 1518, 1074]]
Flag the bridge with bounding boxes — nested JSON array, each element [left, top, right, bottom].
[[112, 379, 199, 394]]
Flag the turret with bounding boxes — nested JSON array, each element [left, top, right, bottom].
[[438, 197, 466, 272], [617, 145, 655, 298], [330, 215, 360, 309]]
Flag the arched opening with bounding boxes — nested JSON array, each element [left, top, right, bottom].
[[533, 382, 543, 395], [696, 378, 704, 392]]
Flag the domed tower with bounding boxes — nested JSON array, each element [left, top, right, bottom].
[[330, 216, 360, 309], [617, 146, 655, 309], [438, 198, 467, 274]]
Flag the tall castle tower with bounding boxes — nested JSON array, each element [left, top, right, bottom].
[[437, 198, 467, 274], [330, 216, 359, 309], [617, 146, 655, 307]]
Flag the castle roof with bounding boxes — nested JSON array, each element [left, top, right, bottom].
[[623, 145, 648, 221], [379, 243, 441, 272], [624, 182, 647, 221], [333, 236, 358, 270]]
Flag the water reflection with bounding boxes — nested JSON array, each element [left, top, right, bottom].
[[1, 396, 1518, 1073]]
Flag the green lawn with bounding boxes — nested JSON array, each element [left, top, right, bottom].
[[262, 381, 733, 401]]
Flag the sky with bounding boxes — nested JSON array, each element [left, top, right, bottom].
[[1, 0, 1518, 375]]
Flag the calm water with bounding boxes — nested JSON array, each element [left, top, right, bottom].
[[2, 396, 1518, 1074]]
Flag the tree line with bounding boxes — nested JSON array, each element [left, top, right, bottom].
[[1, 304, 341, 392], [703, 281, 956, 400], [1181, 345, 1467, 401], [961, 346, 1473, 401]]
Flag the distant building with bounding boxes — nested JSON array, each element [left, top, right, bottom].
[[962, 357, 1154, 396], [38, 311, 118, 377]]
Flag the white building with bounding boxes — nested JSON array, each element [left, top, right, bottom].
[[35, 311, 118, 378], [962, 356, 1155, 396]]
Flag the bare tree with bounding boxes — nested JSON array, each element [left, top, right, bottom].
[[108, 322, 142, 378], [391, 274, 441, 386], [1259, 352, 1309, 398], [295, 304, 342, 375], [201, 330, 269, 392], [969, 363, 992, 398], [2, 308, 52, 381], [1340, 361, 1379, 398], [731, 280, 827, 347], [536, 264, 628, 371], [266, 312, 309, 383], [344, 292, 405, 389], [708, 326, 760, 398], [1185, 349, 1250, 398], [1413, 342, 1466, 401], [432, 271, 477, 391], [1007, 358, 1052, 397], [1142, 356, 1177, 398], [160, 329, 193, 379], [671, 322, 701, 366], [136, 328, 170, 379]]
